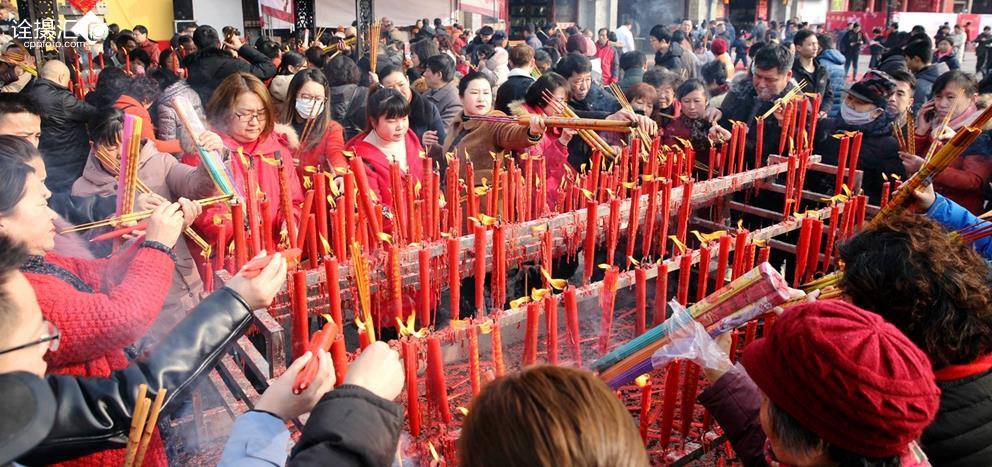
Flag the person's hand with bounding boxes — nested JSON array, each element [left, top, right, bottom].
[[899, 151, 925, 175], [421, 130, 439, 149], [136, 192, 167, 212], [651, 303, 733, 384], [226, 250, 288, 309], [917, 100, 936, 134], [558, 127, 577, 146], [913, 182, 937, 211], [144, 202, 185, 248], [935, 125, 956, 141], [527, 115, 546, 138], [705, 106, 723, 124], [772, 102, 787, 123], [226, 34, 244, 49], [255, 350, 335, 421], [196, 131, 224, 152], [176, 197, 202, 228], [368, 71, 379, 86], [344, 341, 404, 400], [607, 109, 658, 136], [708, 124, 732, 143]]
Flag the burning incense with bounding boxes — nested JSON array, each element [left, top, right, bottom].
[[465, 114, 637, 132]]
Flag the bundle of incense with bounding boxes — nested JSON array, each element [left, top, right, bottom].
[[954, 219, 992, 242], [801, 270, 842, 292], [758, 80, 809, 120], [609, 83, 652, 149], [907, 112, 916, 155], [542, 89, 616, 157], [123, 384, 167, 467], [924, 102, 958, 164], [59, 194, 233, 234], [172, 96, 238, 197], [874, 104, 992, 225], [594, 263, 791, 388], [349, 242, 377, 342], [465, 114, 637, 132], [369, 20, 382, 72], [116, 115, 142, 218], [322, 36, 357, 53]]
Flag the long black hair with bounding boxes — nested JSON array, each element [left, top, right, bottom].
[[0, 135, 40, 215], [281, 68, 332, 152], [524, 72, 568, 109]]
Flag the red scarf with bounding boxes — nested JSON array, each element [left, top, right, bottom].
[[934, 353, 992, 381]]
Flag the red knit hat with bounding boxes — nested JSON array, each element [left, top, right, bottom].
[[711, 38, 728, 56], [741, 300, 940, 458]]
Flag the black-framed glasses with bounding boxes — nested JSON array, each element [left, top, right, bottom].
[[0, 320, 59, 355], [234, 111, 268, 123]]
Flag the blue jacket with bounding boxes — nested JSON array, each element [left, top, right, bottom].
[[926, 193, 992, 260], [817, 49, 846, 118], [218, 411, 290, 466]]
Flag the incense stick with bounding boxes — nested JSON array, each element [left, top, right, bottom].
[[59, 194, 233, 234], [350, 242, 377, 342]]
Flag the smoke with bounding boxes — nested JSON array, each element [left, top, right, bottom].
[[623, 0, 683, 35]]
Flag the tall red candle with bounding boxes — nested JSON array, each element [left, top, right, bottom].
[[653, 263, 669, 326], [314, 173, 329, 255], [306, 215, 319, 268], [598, 266, 619, 354], [696, 245, 711, 301], [467, 325, 481, 397], [834, 136, 851, 195], [658, 360, 682, 450], [805, 219, 824, 283], [418, 248, 431, 327], [658, 180, 672, 259], [545, 295, 559, 365], [564, 288, 581, 365], [677, 253, 692, 304], [680, 364, 701, 436], [847, 132, 863, 187], [642, 179, 658, 257], [388, 245, 403, 328], [793, 217, 812, 287], [492, 225, 506, 309], [474, 223, 487, 314], [606, 197, 621, 265], [231, 201, 248, 268], [426, 336, 452, 423], [491, 316, 506, 376], [625, 186, 642, 264], [583, 199, 598, 284], [447, 238, 460, 322], [822, 204, 841, 274], [291, 270, 310, 359], [637, 374, 653, 442], [348, 157, 383, 237], [215, 226, 227, 273], [323, 257, 347, 384], [755, 118, 765, 169], [523, 301, 540, 366], [880, 181, 891, 207], [731, 230, 749, 280], [635, 267, 647, 335], [676, 179, 693, 244], [796, 97, 809, 152], [402, 339, 421, 436], [716, 234, 730, 289]]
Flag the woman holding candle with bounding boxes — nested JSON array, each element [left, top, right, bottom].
[[433, 70, 547, 183], [838, 215, 992, 464], [0, 135, 198, 467], [459, 365, 649, 467], [663, 79, 732, 167], [278, 68, 346, 173], [901, 71, 992, 214], [72, 109, 220, 335], [206, 72, 304, 243]]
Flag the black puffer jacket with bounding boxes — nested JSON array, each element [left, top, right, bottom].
[[922, 369, 992, 466], [184, 45, 277, 105], [19, 287, 254, 465], [811, 115, 904, 203], [289, 385, 403, 466], [23, 78, 99, 193], [791, 57, 832, 114], [654, 42, 685, 74], [717, 78, 797, 169]]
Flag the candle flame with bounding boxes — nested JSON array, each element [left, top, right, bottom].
[[457, 406, 470, 416], [509, 296, 531, 309], [635, 373, 650, 387]]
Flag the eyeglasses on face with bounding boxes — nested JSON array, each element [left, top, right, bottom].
[[0, 320, 59, 356], [233, 111, 268, 123]]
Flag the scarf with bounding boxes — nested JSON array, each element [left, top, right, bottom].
[[680, 115, 711, 151]]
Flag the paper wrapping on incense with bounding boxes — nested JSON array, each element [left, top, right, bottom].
[[172, 96, 237, 197], [593, 262, 790, 388]]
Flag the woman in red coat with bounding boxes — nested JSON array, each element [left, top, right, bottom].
[[206, 72, 304, 242], [512, 72, 576, 209], [0, 135, 197, 467], [346, 87, 426, 210], [904, 71, 992, 214], [278, 68, 347, 173], [663, 79, 731, 171]]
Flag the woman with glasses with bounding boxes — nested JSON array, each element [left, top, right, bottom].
[[279, 68, 346, 174], [0, 135, 197, 466], [206, 72, 304, 243]]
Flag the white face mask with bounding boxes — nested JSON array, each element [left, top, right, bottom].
[[840, 101, 880, 126], [295, 98, 324, 119]]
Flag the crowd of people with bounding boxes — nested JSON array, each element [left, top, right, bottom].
[[0, 9, 989, 467]]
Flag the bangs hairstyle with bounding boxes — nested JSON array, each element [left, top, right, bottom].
[[625, 82, 658, 104], [458, 70, 492, 97], [676, 78, 708, 100], [281, 69, 332, 151], [525, 71, 568, 108], [0, 135, 40, 215], [365, 87, 410, 131], [90, 108, 126, 148], [932, 70, 978, 97], [206, 72, 276, 136]]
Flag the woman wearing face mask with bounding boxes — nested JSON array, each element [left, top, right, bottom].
[[279, 68, 346, 173], [903, 71, 992, 213], [813, 71, 904, 203], [663, 79, 732, 171], [347, 87, 425, 209], [433, 70, 546, 184], [268, 52, 307, 107], [206, 72, 304, 243], [0, 135, 199, 467], [509, 72, 572, 208]]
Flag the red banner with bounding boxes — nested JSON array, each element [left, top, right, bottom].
[[825, 11, 887, 34]]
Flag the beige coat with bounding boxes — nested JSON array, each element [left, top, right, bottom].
[[433, 110, 541, 183]]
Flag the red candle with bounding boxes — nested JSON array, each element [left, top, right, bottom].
[[564, 287, 581, 365], [755, 118, 765, 169], [796, 97, 809, 152], [332, 207, 345, 259], [635, 267, 647, 336], [658, 360, 682, 451], [388, 245, 403, 327], [306, 215, 319, 268], [295, 191, 316, 251], [446, 158, 460, 235], [793, 217, 812, 287], [658, 180, 672, 259], [598, 266, 619, 354], [291, 270, 310, 359], [357, 325, 369, 350], [314, 173, 329, 255], [822, 204, 840, 274], [447, 238, 460, 322], [467, 325, 481, 396], [676, 179, 693, 245], [880, 181, 891, 207], [736, 123, 748, 174], [348, 157, 383, 237], [215, 226, 227, 273], [402, 339, 421, 436], [805, 219, 824, 284], [583, 199, 598, 284], [847, 132, 863, 187], [323, 257, 347, 384], [680, 364, 701, 436], [625, 186, 642, 265], [541, 230, 553, 287], [523, 301, 540, 366], [492, 225, 506, 309], [491, 316, 506, 376], [716, 234, 730, 289], [98, 52, 105, 70], [653, 263, 669, 326], [856, 194, 868, 230], [677, 253, 692, 304], [244, 160, 262, 256], [426, 336, 452, 423], [419, 248, 431, 328], [474, 223, 487, 314], [834, 136, 851, 195], [732, 230, 749, 280], [203, 258, 214, 292], [726, 122, 740, 174], [641, 179, 658, 257], [637, 374, 653, 442], [231, 201, 248, 269], [466, 161, 478, 218], [696, 245, 711, 301], [545, 295, 559, 365], [606, 197, 621, 266], [86, 51, 95, 86], [783, 154, 797, 218]]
